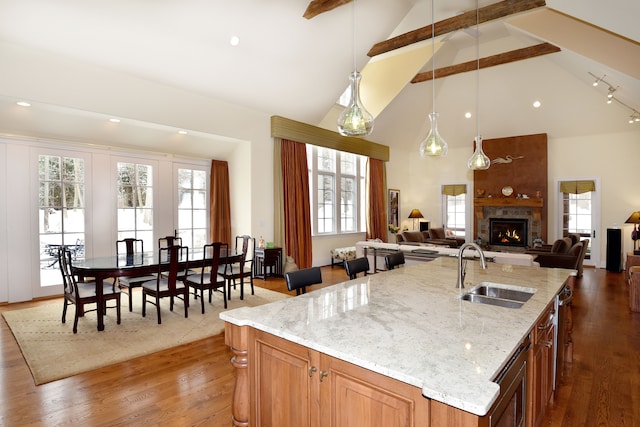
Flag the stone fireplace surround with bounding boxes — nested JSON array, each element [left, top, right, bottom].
[[472, 133, 548, 250], [478, 205, 541, 251]]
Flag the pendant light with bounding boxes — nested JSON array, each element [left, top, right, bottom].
[[467, 0, 490, 170], [337, 0, 374, 137], [419, 0, 448, 157]]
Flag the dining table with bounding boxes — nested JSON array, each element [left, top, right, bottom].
[[72, 248, 244, 331]]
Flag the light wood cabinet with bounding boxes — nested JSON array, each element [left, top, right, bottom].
[[251, 329, 430, 427], [527, 302, 555, 427]]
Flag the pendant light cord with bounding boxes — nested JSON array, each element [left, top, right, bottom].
[[475, 0, 480, 137], [353, 0, 357, 73], [431, 0, 436, 113]]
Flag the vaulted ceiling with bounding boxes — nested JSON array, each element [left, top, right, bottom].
[[0, 0, 638, 158]]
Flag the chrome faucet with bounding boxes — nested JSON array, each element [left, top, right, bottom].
[[457, 242, 488, 289]]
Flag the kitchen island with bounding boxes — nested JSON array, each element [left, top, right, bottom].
[[221, 257, 572, 426]]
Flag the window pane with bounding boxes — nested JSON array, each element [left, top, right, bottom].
[[178, 210, 192, 229], [193, 170, 206, 190], [178, 169, 192, 189], [193, 190, 206, 209], [193, 210, 207, 228], [317, 148, 335, 173], [178, 189, 192, 208], [40, 182, 62, 207], [341, 152, 356, 175]]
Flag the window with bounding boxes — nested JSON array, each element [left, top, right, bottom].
[[117, 162, 153, 249], [442, 184, 466, 237], [307, 145, 366, 235], [38, 155, 86, 286], [177, 168, 208, 249]]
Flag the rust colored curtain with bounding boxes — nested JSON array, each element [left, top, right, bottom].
[[366, 158, 387, 242], [210, 160, 231, 245], [281, 139, 312, 269]]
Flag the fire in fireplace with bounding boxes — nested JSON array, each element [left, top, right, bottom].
[[490, 218, 528, 247]]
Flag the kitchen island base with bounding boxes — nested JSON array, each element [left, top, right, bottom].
[[225, 323, 521, 427]]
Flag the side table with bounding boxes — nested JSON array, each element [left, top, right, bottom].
[[254, 247, 283, 280]]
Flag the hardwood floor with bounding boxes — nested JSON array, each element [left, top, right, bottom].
[[1, 266, 638, 426]]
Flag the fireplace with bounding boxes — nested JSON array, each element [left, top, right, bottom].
[[490, 218, 528, 247]]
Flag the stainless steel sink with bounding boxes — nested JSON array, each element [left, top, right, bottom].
[[461, 293, 525, 309], [467, 283, 535, 303], [461, 282, 536, 309]]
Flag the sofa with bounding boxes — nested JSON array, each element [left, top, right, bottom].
[[395, 228, 465, 248]]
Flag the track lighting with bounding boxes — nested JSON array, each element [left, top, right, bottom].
[[588, 72, 640, 124]]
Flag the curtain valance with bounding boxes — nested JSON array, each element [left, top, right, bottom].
[[442, 184, 467, 196], [559, 180, 595, 194]]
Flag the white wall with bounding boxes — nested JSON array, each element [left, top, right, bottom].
[[390, 128, 640, 269]]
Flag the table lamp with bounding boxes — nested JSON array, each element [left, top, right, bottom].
[[625, 211, 640, 255], [408, 209, 424, 230]]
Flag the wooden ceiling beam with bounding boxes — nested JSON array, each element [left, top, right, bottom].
[[411, 42, 560, 83], [367, 0, 546, 57], [303, 0, 351, 19]]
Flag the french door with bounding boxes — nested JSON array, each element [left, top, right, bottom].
[[556, 179, 600, 267]]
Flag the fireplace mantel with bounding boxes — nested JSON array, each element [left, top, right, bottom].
[[474, 197, 543, 220]]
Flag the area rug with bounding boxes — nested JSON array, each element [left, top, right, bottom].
[[2, 287, 288, 385]]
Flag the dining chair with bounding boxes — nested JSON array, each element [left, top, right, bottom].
[[385, 252, 406, 270], [219, 235, 255, 300], [158, 235, 193, 280], [58, 247, 121, 333], [116, 238, 156, 312], [285, 266, 322, 296], [184, 242, 228, 313], [344, 257, 370, 280], [141, 245, 189, 324]]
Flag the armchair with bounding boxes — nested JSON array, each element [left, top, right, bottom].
[[534, 239, 589, 277]]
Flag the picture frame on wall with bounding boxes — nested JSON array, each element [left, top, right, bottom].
[[388, 189, 400, 228]]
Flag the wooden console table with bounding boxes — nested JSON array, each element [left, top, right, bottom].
[[254, 247, 283, 280]]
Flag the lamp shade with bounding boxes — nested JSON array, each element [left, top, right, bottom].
[[408, 209, 424, 219], [626, 212, 640, 224]]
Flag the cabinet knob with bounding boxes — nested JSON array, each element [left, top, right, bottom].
[[320, 371, 329, 382], [309, 366, 317, 377]]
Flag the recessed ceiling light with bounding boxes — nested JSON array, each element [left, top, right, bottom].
[[533, 101, 541, 108], [465, 112, 472, 119], [178, 130, 188, 135], [230, 35, 240, 46], [109, 118, 121, 123], [16, 101, 31, 107]]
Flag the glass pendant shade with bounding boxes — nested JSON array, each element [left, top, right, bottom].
[[468, 135, 490, 170], [419, 112, 448, 157], [337, 71, 374, 137]]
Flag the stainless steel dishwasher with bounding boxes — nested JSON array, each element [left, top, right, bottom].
[[555, 283, 573, 388]]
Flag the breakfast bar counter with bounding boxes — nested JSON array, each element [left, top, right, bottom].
[[221, 257, 573, 426]]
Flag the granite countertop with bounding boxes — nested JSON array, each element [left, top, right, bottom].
[[220, 257, 572, 416]]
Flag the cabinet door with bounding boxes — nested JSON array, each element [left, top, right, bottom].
[[253, 331, 321, 427], [321, 354, 430, 427]]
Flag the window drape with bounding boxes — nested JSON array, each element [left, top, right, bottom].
[[281, 139, 313, 269], [209, 160, 231, 245], [559, 180, 595, 194], [442, 184, 467, 196], [366, 158, 387, 242]]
